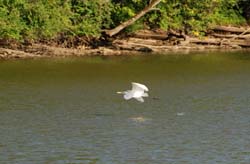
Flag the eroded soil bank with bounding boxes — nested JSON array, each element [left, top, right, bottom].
[[1, 26, 250, 59]]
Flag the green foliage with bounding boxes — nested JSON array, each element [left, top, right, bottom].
[[0, 0, 248, 42], [70, 0, 113, 37], [111, 0, 148, 31], [0, 0, 71, 40], [0, 0, 26, 39], [0, 0, 114, 40], [210, 0, 246, 26], [22, 0, 71, 39], [151, 0, 246, 35], [112, 0, 247, 36]]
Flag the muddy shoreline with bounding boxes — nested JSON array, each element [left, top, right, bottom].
[[0, 43, 245, 60], [1, 26, 250, 59]]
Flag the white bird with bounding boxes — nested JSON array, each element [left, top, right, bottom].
[[117, 82, 149, 102]]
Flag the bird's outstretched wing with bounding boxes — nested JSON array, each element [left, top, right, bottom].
[[131, 82, 149, 92], [135, 97, 144, 102]]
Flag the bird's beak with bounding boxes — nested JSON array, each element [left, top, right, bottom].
[[116, 91, 122, 94]]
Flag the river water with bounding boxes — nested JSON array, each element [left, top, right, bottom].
[[0, 51, 250, 164]]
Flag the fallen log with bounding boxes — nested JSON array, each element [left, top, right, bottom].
[[132, 33, 168, 40], [189, 37, 250, 47], [232, 40, 250, 47], [212, 26, 250, 34], [231, 27, 250, 40], [132, 38, 164, 45], [168, 29, 188, 40], [113, 40, 230, 52], [211, 33, 250, 39], [189, 38, 221, 45]]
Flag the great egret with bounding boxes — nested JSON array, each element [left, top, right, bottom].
[[117, 82, 149, 102]]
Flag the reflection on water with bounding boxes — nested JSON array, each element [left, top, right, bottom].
[[129, 116, 152, 123], [0, 51, 250, 164]]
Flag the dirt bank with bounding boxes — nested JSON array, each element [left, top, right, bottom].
[[1, 26, 250, 59]]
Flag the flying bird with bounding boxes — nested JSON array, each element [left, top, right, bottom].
[[117, 82, 149, 102]]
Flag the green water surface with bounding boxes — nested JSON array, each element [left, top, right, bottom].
[[0, 51, 250, 164]]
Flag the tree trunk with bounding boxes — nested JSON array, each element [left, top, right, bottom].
[[105, 0, 162, 37]]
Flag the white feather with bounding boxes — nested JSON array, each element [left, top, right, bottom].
[[117, 82, 149, 102]]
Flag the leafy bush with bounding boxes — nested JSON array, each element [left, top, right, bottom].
[[111, 0, 247, 36], [0, 0, 71, 41], [209, 0, 246, 26], [0, 0, 248, 42], [148, 0, 246, 35], [0, 0, 26, 40], [70, 0, 114, 37], [22, 0, 71, 40], [111, 0, 149, 32]]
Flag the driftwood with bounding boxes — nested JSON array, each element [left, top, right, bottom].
[[131, 29, 188, 41], [105, 0, 162, 37], [230, 27, 250, 40], [114, 39, 178, 52], [168, 29, 188, 40], [113, 37, 228, 52], [125, 37, 165, 46], [216, 27, 250, 46], [189, 38, 250, 47], [189, 38, 221, 45], [212, 26, 250, 34], [133, 33, 168, 40], [110, 24, 250, 54], [212, 33, 250, 39]]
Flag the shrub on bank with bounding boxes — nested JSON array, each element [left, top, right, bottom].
[[0, 0, 248, 43], [113, 0, 246, 35]]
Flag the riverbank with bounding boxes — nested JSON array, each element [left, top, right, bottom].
[[1, 26, 250, 59]]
